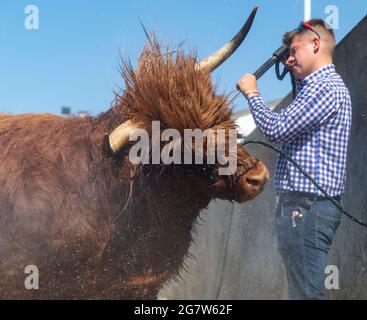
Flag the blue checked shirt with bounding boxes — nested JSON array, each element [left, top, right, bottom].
[[248, 64, 352, 196]]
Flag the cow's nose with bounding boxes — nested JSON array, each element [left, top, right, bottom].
[[244, 160, 269, 188]]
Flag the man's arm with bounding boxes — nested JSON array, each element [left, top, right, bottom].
[[248, 81, 338, 143]]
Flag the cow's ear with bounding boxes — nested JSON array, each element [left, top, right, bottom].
[[102, 135, 114, 157]]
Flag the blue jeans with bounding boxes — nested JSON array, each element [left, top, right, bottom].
[[276, 192, 343, 300]]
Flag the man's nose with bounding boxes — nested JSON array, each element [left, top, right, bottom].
[[285, 55, 295, 68]]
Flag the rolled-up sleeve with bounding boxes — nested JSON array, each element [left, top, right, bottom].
[[248, 81, 338, 143]]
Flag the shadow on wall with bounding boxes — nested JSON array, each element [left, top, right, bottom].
[[159, 14, 367, 300]]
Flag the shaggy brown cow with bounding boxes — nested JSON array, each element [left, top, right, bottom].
[[0, 7, 268, 299]]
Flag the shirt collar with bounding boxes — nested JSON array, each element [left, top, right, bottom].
[[301, 64, 336, 85]]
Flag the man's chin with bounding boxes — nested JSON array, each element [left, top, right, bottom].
[[292, 68, 303, 80]]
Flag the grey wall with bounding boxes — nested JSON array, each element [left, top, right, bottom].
[[159, 15, 367, 300]]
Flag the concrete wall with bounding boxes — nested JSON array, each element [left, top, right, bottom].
[[159, 15, 367, 300]]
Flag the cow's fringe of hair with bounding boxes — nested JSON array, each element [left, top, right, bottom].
[[106, 39, 242, 188], [114, 38, 236, 133]]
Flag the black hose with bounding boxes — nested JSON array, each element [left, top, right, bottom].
[[239, 139, 367, 228]]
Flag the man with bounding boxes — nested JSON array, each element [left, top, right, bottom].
[[237, 19, 352, 299]]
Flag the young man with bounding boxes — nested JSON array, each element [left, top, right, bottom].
[[237, 19, 352, 299]]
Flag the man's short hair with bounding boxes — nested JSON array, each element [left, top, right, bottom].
[[283, 18, 336, 57]]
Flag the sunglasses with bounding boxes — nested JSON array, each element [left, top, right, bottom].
[[296, 21, 321, 39]]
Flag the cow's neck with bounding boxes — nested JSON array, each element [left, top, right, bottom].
[[106, 171, 212, 278]]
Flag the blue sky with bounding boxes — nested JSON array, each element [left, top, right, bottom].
[[0, 0, 366, 115]]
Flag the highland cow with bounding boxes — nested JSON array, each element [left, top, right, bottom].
[[0, 7, 269, 299]]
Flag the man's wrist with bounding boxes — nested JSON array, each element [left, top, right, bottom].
[[245, 91, 260, 99]]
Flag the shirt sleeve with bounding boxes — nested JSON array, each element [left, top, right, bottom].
[[248, 81, 338, 143]]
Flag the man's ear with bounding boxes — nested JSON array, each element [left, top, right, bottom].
[[313, 38, 320, 53]]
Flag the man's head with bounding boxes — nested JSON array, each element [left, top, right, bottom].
[[283, 19, 336, 80]]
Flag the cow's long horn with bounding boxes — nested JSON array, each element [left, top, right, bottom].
[[109, 120, 140, 153], [196, 6, 258, 72]]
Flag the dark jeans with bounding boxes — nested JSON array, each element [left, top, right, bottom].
[[276, 191, 343, 300]]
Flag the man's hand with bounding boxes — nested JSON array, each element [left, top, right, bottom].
[[236, 74, 259, 99]]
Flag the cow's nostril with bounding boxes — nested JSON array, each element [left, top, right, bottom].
[[246, 177, 262, 187], [244, 160, 269, 189]]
